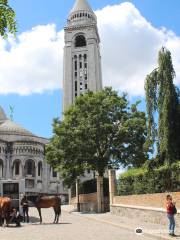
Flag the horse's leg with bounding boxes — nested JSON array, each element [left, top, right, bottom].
[[54, 205, 61, 224], [0, 215, 2, 226], [53, 207, 57, 224], [4, 213, 9, 227], [56, 212, 59, 224], [37, 208, 42, 224], [56, 207, 61, 224]]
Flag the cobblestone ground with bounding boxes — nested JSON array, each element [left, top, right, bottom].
[[0, 208, 155, 240]]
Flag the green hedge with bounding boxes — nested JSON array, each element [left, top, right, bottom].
[[118, 162, 180, 195]]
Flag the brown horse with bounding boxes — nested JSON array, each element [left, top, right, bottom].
[[27, 195, 61, 224], [0, 197, 11, 226]]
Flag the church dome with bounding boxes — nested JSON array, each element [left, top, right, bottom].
[[0, 106, 8, 123], [0, 119, 34, 137], [67, 0, 96, 25], [0, 107, 48, 144], [70, 0, 94, 14]]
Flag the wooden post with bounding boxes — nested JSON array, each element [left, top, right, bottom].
[[97, 175, 104, 213], [108, 169, 116, 205]]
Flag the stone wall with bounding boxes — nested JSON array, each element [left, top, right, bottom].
[[70, 192, 109, 212], [70, 192, 97, 204], [70, 193, 98, 212], [111, 204, 180, 227], [111, 191, 180, 226], [113, 192, 180, 209], [108, 169, 180, 226]]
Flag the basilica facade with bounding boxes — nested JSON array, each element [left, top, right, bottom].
[[0, 107, 67, 201]]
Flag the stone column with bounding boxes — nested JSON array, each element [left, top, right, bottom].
[[76, 179, 80, 212], [108, 169, 116, 205], [97, 175, 104, 213], [68, 188, 71, 205]]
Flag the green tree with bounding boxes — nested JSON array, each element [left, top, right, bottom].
[[145, 47, 180, 165], [0, 0, 17, 38], [46, 88, 148, 186], [46, 119, 86, 187]]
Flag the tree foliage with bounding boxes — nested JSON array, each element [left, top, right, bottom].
[[118, 161, 180, 195], [0, 0, 17, 38], [46, 88, 148, 186], [145, 47, 180, 164]]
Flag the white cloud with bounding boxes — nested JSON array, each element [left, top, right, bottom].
[[0, 24, 64, 95], [96, 2, 180, 95], [0, 2, 180, 96]]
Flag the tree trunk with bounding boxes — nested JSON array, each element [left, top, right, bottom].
[[96, 175, 104, 213]]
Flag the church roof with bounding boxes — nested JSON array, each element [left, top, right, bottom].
[[0, 119, 34, 137], [70, 0, 94, 14], [0, 106, 48, 144], [0, 106, 8, 122]]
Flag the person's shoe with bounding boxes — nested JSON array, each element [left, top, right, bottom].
[[171, 233, 177, 237]]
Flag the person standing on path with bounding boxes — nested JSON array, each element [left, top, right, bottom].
[[166, 194, 177, 237], [21, 195, 29, 223]]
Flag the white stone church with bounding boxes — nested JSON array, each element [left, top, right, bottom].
[[0, 0, 102, 202], [0, 107, 67, 202]]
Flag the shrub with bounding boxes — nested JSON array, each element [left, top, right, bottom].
[[117, 161, 180, 195]]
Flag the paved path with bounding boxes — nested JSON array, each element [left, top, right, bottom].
[[63, 205, 180, 240], [0, 208, 155, 240]]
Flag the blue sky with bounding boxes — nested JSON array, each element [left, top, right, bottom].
[[0, 0, 180, 138]]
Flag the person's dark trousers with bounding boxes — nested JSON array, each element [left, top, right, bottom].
[[23, 208, 29, 223], [15, 217, 21, 227], [167, 214, 175, 235]]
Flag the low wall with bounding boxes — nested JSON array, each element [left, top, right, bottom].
[[111, 204, 180, 227], [111, 192, 180, 226], [113, 192, 180, 208], [70, 193, 98, 212], [70, 193, 109, 212], [70, 192, 97, 204]]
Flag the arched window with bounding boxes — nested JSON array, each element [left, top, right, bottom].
[[0, 159, 3, 178], [14, 161, 20, 175], [38, 162, 42, 177], [53, 170, 57, 178], [51, 167, 57, 178], [75, 35, 86, 48], [25, 159, 35, 177]]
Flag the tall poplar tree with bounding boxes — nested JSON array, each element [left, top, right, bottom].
[[145, 47, 180, 165]]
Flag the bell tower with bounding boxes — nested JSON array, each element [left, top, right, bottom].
[[63, 0, 102, 111]]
